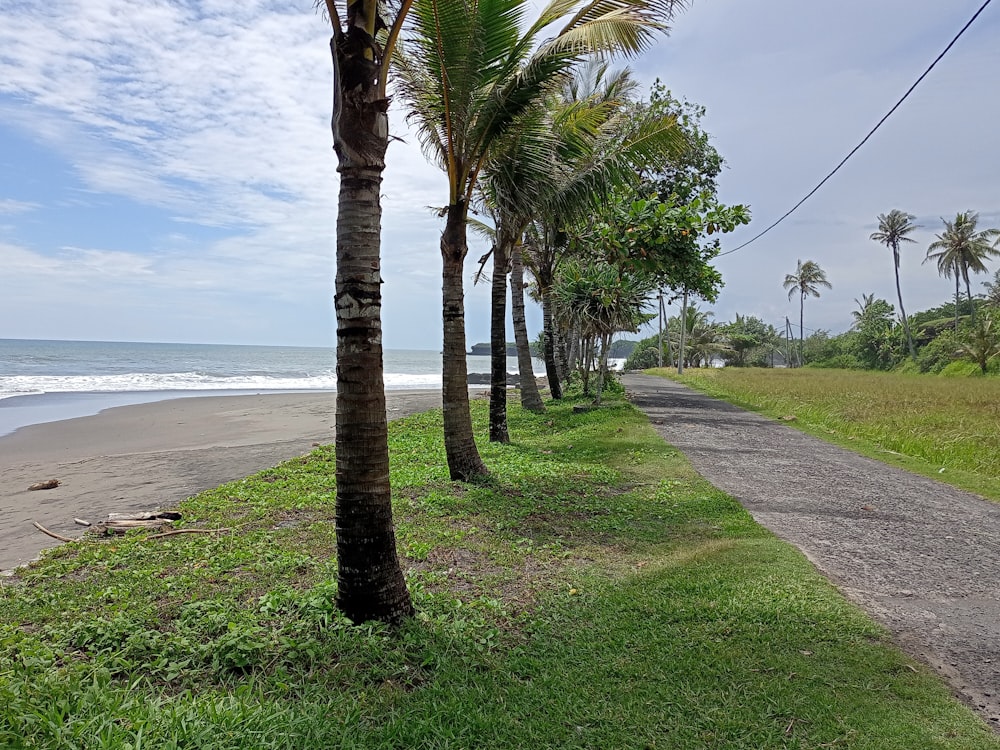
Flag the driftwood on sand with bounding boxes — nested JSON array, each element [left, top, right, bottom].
[[32, 510, 230, 545], [32, 522, 74, 543], [27, 479, 60, 491]]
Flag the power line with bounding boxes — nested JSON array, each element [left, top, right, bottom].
[[718, 0, 994, 258]]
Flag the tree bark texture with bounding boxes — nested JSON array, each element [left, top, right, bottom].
[[489, 241, 511, 443], [677, 290, 688, 375], [540, 284, 563, 399], [331, 21, 413, 625], [893, 251, 917, 360], [555, 326, 570, 384], [510, 246, 545, 413], [594, 332, 612, 406], [442, 203, 489, 480], [799, 292, 805, 368], [566, 325, 579, 377], [955, 274, 961, 332]]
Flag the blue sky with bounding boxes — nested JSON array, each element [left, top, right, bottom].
[[1, 0, 998, 348]]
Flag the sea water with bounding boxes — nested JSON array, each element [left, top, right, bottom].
[[0, 339, 539, 437]]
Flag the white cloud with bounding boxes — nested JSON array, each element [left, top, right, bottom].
[[0, 0, 998, 346], [0, 199, 38, 215]]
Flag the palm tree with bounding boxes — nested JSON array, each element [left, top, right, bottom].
[[396, 0, 682, 479], [957, 312, 1000, 374], [783, 259, 831, 367], [510, 243, 546, 413], [924, 212, 1000, 331], [851, 292, 877, 330], [870, 209, 918, 359], [324, 0, 414, 625], [477, 62, 685, 437]]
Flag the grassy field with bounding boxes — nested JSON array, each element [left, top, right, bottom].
[[2, 397, 998, 748], [658, 367, 1000, 503]]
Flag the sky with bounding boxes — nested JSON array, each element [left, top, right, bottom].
[[1, 0, 998, 349]]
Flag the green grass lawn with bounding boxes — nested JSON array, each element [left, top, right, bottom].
[[656, 367, 1000, 502], [2, 397, 997, 748]]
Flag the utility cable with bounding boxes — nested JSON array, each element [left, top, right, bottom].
[[718, 0, 994, 258]]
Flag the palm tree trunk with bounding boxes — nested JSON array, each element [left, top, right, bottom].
[[799, 291, 805, 367], [677, 290, 688, 375], [331, 25, 412, 625], [540, 284, 563, 399], [441, 203, 489, 480], [566, 326, 580, 375], [893, 253, 916, 360], [594, 332, 612, 406], [955, 273, 961, 333], [555, 327, 570, 384], [657, 291, 664, 368], [511, 246, 545, 413], [489, 242, 510, 443], [965, 271, 976, 323]]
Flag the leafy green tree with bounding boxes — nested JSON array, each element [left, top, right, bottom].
[[915, 328, 962, 373], [799, 330, 861, 369], [957, 313, 1000, 375], [910, 299, 978, 345], [924, 211, 1000, 331], [324, 0, 415, 625], [849, 296, 897, 370], [622, 336, 662, 370], [981, 268, 1000, 310], [783, 259, 831, 367], [870, 209, 918, 359], [721, 314, 771, 367], [397, 0, 677, 479], [643, 81, 723, 203]]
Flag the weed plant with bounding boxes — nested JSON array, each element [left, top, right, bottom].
[[1, 398, 997, 748], [661, 368, 1000, 501]]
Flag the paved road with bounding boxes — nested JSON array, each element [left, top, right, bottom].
[[622, 374, 1000, 728]]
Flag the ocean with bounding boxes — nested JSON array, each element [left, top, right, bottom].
[[0, 339, 540, 438]]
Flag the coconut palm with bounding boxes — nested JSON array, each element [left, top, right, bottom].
[[924, 211, 1000, 331], [324, 0, 415, 625], [957, 312, 1000, 374], [783, 259, 831, 367], [851, 293, 877, 330], [396, 0, 682, 478], [870, 209, 918, 359], [510, 243, 546, 413]]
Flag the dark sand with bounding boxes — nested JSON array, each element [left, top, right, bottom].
[[0, 390, 444, 572]]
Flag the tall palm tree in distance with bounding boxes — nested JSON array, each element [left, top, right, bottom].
[[924, 211, 1000, 331], [783, 259, 831, 367], [870, 209, 918, 359]]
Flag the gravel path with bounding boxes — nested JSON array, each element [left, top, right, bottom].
[[622, 373, 1000, 728]]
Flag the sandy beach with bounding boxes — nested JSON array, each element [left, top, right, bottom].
[[0, 390, 444, 572]]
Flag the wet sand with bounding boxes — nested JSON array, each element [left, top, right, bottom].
[[0, 390, 444, 572]]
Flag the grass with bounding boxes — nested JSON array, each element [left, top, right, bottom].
[[2, 396, 998, 748], [655, 367, 1000, 502]]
